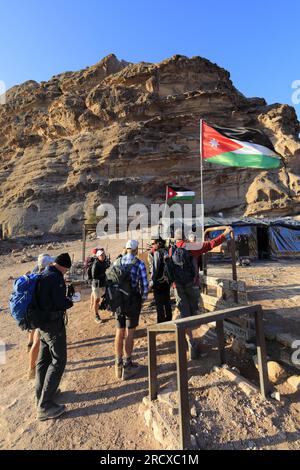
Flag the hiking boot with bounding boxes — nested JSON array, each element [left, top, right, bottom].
[[28, 367, 36, 380], [122, 360, 140, 380], [37, 403, 66, 421], [94, 314, 103, 324], [115, 360, 123, 379]]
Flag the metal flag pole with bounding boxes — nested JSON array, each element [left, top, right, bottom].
[[163, 185, 168, 219], [199, 119, 205, 246], [199, 119, 204, 207], [159, 185, 168, 238]]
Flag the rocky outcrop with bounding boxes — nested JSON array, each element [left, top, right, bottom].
[[0, 53, 299, 236]]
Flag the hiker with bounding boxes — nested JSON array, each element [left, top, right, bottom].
[[90, 249, 110, 324], [34, 253, 74, 421], [106, 240, 148, 380], [187, 232, 203, 310], [28, 254, 54, 380], [148, 237, 172, 323], [85, 248, 98, 311], [165, 227, 230, 359]]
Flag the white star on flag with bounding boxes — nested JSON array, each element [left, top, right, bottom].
[[209, 138, 219, 148]]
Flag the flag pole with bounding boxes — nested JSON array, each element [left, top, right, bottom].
[[199, 119, 204, 207], [159, 186, 168, 237], [199, 119, 205, 244]]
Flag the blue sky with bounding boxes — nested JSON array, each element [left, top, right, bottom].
[[0, 0, 299, 117]]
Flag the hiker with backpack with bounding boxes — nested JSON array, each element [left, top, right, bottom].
[[90, 249, 110, 324], [33, 253, 73, 421], [106, 240, 148, 380], [27, 253, 54, 380], [85, 248, 99, 311], [148, 237, 172, 323], [165, 227, 230, 359]]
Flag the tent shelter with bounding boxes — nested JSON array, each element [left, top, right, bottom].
[[268, 218, 300, 257], [204, 216, 300, 259], [168, 215, 300, 259]]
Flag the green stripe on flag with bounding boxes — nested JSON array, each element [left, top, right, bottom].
[[205, 152, 281, 169], [168, 196, 195, 202]]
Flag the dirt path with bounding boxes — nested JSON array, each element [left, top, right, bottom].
[[0, 237, 165, 450], [1, 238, 300, 450], [0, 288, 164, 450]]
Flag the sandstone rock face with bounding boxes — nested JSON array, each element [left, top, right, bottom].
[[0, 53, 299, 236]]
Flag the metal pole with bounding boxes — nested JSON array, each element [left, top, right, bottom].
[[159, 186, 169, 240], [199, 119, 204, 207], [254, 307, 270, 399], [82, 225, 86, 264], [230, 229, 238, 303]]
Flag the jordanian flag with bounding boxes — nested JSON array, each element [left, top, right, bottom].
[[202, 121, 281, 169], [167, 186, 195, 202]]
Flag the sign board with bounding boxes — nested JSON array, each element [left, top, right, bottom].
[[224, 320, 252, 341]]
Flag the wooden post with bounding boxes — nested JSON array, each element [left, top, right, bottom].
[[175, 328, 190, 450], [148, 331, 158, 401], [216, 320, 226, 365], [255, 307, 270, 399], [82, 225, 86, 264]]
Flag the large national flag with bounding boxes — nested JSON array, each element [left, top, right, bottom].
[[166, 186, 195, 202], [202, 121, 281, 169]]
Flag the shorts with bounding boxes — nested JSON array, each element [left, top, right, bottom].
[[115, 293, 142, 330], [92, 284, 105, 299]]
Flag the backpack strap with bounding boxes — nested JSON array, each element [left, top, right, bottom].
[[124, 256, 139, 273]]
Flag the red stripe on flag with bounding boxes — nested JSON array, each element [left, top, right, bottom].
[[202, 122, 243, 159], [167, 186, 177, 199]]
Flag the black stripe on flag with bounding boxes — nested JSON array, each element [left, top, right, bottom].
[[168, 185, 191, 192], [210, 124, 276, 152]]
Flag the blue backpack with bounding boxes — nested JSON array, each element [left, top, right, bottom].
[[9, 274, 41, 330]]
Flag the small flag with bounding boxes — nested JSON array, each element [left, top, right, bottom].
[[167, 186, 195, 202], [202, 121, 281, 169]]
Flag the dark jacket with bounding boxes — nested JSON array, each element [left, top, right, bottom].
[[148, 248, 170, 291], [91, 258, 110, 287], [37, 265, 73, 313]]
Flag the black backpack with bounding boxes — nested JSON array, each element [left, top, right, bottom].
[[165, 245, 195, 286], [85, 256, 95, 281], [155, 249, 170, 285], [105, 257, 139, 313]]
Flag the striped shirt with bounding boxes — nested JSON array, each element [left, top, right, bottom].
[[121, 254, 149, 300]]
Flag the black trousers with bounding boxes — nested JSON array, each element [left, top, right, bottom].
[[36, 318, 67, 410], [153, 285, 172, 323]]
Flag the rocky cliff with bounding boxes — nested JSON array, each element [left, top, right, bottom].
[[0, 53, 299, 236]]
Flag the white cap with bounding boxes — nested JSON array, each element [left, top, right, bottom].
[[174, 228, 184, 240], [126, 240, 139, 250], [188, 232, 196, 242], [96, 249, 105, 257], [38, 254, 54, 269]]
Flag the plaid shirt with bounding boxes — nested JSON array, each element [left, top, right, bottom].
[[121, 254, 149, 300]]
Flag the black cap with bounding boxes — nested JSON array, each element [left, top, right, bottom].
[[55, 253, 72, 269]]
